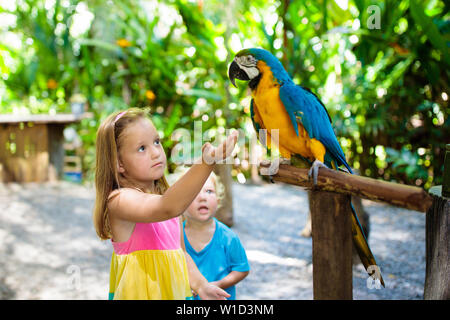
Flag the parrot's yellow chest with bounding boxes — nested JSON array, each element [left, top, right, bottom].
[[251, 61, 315, 160]]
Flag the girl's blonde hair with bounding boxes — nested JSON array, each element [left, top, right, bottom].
[[93, 107, 169, 240]]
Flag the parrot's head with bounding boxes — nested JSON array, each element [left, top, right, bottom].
[[228, 48, 290, 89]]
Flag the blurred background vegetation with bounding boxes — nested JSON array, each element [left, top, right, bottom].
[[0, 0, 448, 189]]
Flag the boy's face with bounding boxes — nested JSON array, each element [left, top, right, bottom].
[[185, 177, 218, 223]]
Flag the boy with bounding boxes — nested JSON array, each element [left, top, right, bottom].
[[183, 172, 250, 300]]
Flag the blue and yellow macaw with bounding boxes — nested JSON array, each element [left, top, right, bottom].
[[228, 48, 385, 287]]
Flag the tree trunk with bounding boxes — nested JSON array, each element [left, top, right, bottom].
[[214, 164, 234, 227], [213, 0, 236, 227]]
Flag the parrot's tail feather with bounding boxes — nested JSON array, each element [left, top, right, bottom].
[[350, 202, 385, 288]]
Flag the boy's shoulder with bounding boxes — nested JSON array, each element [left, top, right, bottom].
[[214, 218, 240, 241]]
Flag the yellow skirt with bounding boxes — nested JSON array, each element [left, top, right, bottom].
[[108, 248, 193, 300]]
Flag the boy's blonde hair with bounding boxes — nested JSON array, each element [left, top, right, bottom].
[[170, 166, 225, 210], [93, 108, 169, 240]]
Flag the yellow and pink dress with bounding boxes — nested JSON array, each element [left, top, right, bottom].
[[108, 217, 193, 300]]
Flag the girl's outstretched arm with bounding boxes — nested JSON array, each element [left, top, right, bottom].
[[108, 131, 238, 223]]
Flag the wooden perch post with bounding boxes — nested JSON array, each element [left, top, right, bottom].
[[260, 162, 433, 213], [424, 144, 450, 300], [310, 191, 352, 299]]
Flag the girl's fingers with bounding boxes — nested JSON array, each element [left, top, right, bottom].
[[225, 133, 238, 156], [225, 132, 238, 158], [202, 130, 238, 164], [216, 132, 236, 160], [217, 139, 234, 161], [202, 143, 216, 165]]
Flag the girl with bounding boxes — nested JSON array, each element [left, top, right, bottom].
[[183, 172, 250, 300], [93, 107, 237, 300]]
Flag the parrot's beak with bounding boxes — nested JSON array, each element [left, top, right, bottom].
[[228, 60, 250, 88]]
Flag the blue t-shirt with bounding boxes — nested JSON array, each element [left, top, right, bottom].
[[183, 218, 250, 300]]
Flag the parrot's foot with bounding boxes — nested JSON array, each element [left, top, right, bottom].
[[308, 160, 328, 186]]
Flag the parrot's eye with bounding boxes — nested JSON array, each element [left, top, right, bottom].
[[242, 55, 254, 66]]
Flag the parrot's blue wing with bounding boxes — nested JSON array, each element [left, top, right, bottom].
[[279, 83, 352, 173]]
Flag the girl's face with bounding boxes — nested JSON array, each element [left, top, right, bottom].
[[185, 177, 218, 223], [118, 117, 166, 186]]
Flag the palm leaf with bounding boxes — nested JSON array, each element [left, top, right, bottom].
[[410, 0, 450, 66]]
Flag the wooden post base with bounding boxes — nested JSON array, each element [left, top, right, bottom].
[[310, 190, 353, 300]]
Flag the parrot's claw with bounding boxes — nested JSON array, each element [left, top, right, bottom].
[[308, 160, 328, 186]]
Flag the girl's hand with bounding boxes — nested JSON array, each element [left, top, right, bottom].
[[202, 130, 238, 165], [197, 283, 231, 300]]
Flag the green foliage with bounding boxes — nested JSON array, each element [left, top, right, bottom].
[[0, 0, 448, 189], [385, 147, 429, 183], [339, 0, 449, 189]]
